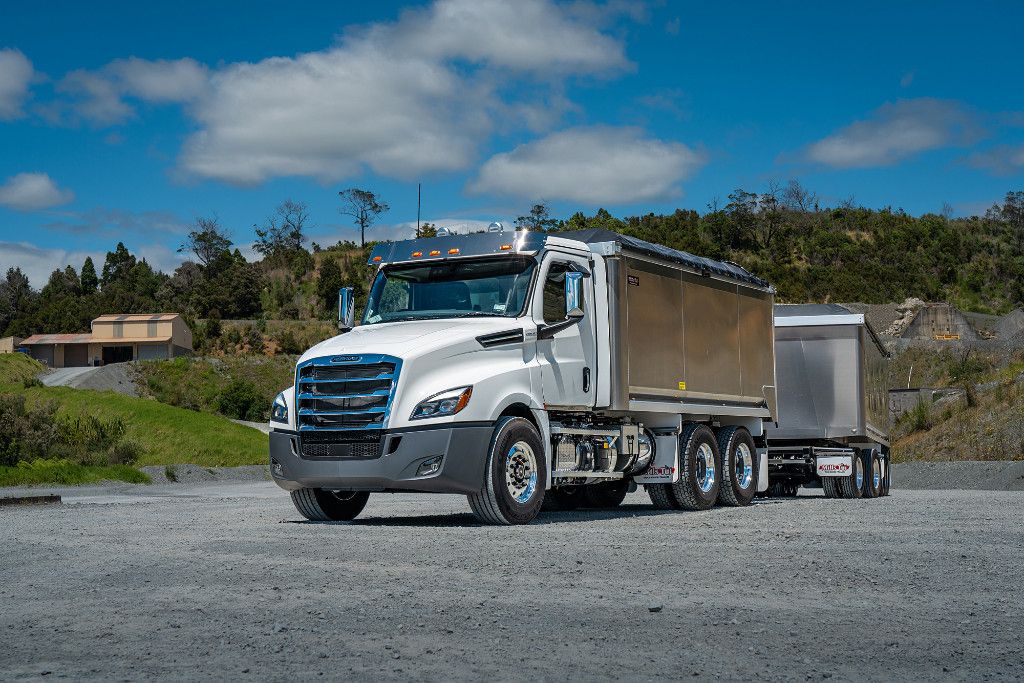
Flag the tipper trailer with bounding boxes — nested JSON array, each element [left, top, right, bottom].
[[764, 304, 891, 499], [268, 230, 890, 524]]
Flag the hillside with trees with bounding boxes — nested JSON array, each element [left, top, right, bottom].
[[2, 186, 1023, 347]]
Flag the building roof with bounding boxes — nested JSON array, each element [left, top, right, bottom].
[[21, 333, 172, 345], [93, 313, 180, 322]]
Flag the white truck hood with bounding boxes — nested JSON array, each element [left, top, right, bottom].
[[298, 318, 519, 363]]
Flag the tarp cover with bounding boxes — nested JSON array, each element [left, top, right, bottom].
[[773, 303, 853, 317], [555, 228, 770, 289]]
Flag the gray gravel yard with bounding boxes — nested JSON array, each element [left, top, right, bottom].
[[2, 484, 1023, 681]]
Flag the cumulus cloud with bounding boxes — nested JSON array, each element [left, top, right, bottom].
[[805, 98, 980, 168], [0, 241, 102, 288], [0, 173, 74, 211], [177, 0, 629, 184], [0, 48, 35, 120], [965, 145, 1024, 176], [469, 126, 705, 204], [56, 57, 208, 125]]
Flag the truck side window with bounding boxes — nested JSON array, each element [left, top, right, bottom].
[[542, 263, 570, 323]]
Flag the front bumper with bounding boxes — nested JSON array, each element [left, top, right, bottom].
[[269, 423, 493, 494]]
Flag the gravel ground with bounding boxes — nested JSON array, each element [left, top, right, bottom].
[[2, 484, 1023, 681], [38, 363, 139, 396]]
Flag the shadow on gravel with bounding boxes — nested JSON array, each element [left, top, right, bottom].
[[286, 504, 685, 528]]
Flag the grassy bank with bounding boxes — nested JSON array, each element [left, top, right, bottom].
[[0, 460, 151, 487], [1, 355, 268, 482]]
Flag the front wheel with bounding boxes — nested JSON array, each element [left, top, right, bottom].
[[291, 488, 370, 521], [468, 417, 547, 525]]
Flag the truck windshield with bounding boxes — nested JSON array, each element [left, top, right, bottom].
[[363, 256, 536, 324]]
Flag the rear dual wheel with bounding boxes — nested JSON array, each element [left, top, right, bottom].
[[717, 426, 758, 507]]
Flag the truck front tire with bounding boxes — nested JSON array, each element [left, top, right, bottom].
[[716, 426, 757, 507], [290, 488, 370, 522], [468, 417, 547, 525], [671, 424, 722, 511]]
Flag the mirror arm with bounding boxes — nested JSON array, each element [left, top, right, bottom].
[[537, 316, 582, 340]]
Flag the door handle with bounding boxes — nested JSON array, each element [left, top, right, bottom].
[[583, 367, 591, 393]]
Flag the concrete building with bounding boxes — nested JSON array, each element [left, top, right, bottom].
[[901, 302, 979, 342], [20, 314, 192, 367], [0, 336, 23, 353]]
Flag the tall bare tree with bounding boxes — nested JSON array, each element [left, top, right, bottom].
[[338, 189, 389, 247], [179, 216, 232, 267], [255, 200, 310, 266]]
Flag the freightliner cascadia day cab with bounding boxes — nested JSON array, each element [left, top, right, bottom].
[[764, 304, 892, 499], [268, 228, 779, 524]]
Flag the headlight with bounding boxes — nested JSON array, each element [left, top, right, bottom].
[[410, 386, 472, 420], [271, 392, 289, 424]]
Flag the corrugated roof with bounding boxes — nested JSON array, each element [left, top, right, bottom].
[[93, 313, 179, 322], [21, 333, 93, 344]]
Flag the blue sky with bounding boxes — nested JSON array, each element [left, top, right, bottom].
[[1, 0, 1022, 285]]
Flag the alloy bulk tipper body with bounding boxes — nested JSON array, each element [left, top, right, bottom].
[[765, 304, 891, 498], [268, 228, 779, 524]]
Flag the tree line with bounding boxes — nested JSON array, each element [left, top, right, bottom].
[[2, 185, 1023, 341]]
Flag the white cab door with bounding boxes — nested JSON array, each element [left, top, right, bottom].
[[534, 251, 597, 408]]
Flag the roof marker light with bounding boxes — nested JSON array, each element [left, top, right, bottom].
[[412, 251, 423, 257], [448, 248, 460, 255], [429, 250, 441, 256], [499, 244, 512, 251], [372, 256, 382, 262]]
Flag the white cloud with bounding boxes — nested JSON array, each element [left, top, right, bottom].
[[0, 48, 35, 120], [56, 57, 209, 125], [176, 0, 629, 184], [0, 173, 75, 211], [806, 98, 980, 168], [42, 207, 188, 237], [469, 126, 706, 204], [965, 144, 1024, 176], [0, 241, 101, 288]]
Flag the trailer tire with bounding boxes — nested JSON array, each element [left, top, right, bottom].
[[838, 451, 865, 499], [671, 424, 722, 511], [647, 483, 680, 510], [821, 476, 840, 498], [467, 417, 547, 525], [290, 488, 370, 522], [542, 486, 584, 511], [863, 450, 882, 498], [582, 480, 629, 508], [716, 426, 757, 507], [880, 451, 891, 496]]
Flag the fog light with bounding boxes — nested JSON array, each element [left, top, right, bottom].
[[416, 456, 442, 477], [271, 458, 284, 478]]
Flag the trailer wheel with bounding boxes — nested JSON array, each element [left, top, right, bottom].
[[716, 426, 757, 507], [582, 480, 629, 508], [290, 488, 370, 522], [838, 451, 865, 499], [542, 486, 584, 511], [821, 477, 840, 498], [671, 424, 722, 511], [647, 484, 680, 510], [880, 450, 892, 496], [467, 417, 547, 525], [863, 450, 882, 498]]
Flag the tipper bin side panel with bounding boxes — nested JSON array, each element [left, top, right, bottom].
[[738, 288, 776, 412], [624, 259, 685, 395], [863, 327, 890, 440], [682, 276, 741, 397], [772, 325, 862, 440]]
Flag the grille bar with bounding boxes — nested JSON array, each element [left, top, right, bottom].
[[295, 354, 401, 434]]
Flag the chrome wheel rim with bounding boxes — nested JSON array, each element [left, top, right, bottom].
[[505, 441, 538, 504], [872, 458, 881, 489], [696, 442, 716, 493], [735, 442, 753, 490], [855, 458, 864, 489]]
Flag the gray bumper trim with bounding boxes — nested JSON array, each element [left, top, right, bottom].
[[269, 423, 493, 495]]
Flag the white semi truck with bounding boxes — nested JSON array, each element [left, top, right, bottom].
[[268, 229, 888, 524]]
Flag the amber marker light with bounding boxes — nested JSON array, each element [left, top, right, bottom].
[[372, 256, 382, 262], [448, 248, 460, 255], [429, 250, 441, 256], [412, 251, 423, 257], [499, 244, 512, 251]]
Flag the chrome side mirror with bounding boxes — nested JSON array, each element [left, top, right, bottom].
[[338, 287, 355, 331], [565, 271, 584, 320]]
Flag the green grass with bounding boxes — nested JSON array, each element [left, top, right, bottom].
[[0, 353, 44, 389], [0, 459, 151, 486], [23, 385, 268, 467]]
